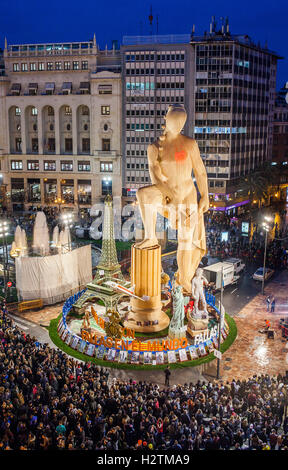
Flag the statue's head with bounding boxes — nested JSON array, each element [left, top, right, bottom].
[[196, 268, 203, 277], [165, 105, 187, 135]]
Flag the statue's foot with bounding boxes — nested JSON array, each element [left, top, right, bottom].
[[134, 238, 159, 249]]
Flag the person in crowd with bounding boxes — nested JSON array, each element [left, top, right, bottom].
[[1, 309, 288, 450]]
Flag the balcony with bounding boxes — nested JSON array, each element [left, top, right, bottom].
[[93, 150, 117, 158]]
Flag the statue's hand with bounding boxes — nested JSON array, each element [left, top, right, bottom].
[[198, 197, 209, 214]]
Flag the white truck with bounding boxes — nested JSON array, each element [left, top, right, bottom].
[[224, 258, 245, 275], [203, 261, 240, 290]]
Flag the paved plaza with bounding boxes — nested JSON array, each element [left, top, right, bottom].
[[10, 271, 288, 385]]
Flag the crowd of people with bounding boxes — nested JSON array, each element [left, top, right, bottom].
[[205, 211, 288, 270], [1, 308, 288, 451]]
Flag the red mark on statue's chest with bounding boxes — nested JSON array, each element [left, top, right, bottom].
[[174, 149, 187, 162]]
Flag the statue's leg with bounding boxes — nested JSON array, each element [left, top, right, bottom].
[[176, 243, 203, 293], [200, 292, 208, 313], [135, 185, 163, 248]]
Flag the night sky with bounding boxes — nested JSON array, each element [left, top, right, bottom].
[[1, 0, 287, 89]]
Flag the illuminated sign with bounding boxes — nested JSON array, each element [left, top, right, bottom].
[[241, 222, 249, 234]]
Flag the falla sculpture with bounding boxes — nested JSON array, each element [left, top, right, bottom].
[[125, 104, 209, 333], [135, 104, 209, 293]]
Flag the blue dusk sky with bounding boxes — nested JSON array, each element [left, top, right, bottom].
[[0, 0, 287, 89]]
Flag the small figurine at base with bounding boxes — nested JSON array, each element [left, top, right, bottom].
[[168, 282, 186, 340]]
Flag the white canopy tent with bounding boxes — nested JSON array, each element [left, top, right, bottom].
[[15, 245, 92, 305]]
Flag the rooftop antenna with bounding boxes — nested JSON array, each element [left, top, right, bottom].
[[191, 24, 195, 38], [225, 17, 229, 34], [156, 14, 159, 34], [149, 5, 153, 35], [220, 17, 224, 34]]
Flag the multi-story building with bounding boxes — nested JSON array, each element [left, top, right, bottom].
[[121, 19, 280, 213], [272, 83, 288, 164], [121, 35, 194, 201], [191, 19, 279, 212], [0, 36, 122, 213]]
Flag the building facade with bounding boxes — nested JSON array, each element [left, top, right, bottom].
[[0, 37, 122, 213], [121, 35, 194, 201], [121, 21, 279, 212], [0, 20, 280, 214], [272, 83, 288, 164]]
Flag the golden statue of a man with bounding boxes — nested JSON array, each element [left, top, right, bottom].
[[135, 105, 209, 293]]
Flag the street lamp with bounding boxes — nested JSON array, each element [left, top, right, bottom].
[[216, 265, 224, 379], [55, 196, 65, 212], [261, 216, 273, 295], [0, 220, 9, 300]]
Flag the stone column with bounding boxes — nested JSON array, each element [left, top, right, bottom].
[[20, 111, 27, 154], [124, 244, 170, 333], [72, 107, 77, 155], [54, 107, 60, 155], [38, 107, 43, 155]]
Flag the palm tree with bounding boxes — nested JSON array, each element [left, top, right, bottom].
[[238, 170, 270, 208]]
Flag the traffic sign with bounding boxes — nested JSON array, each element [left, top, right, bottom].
[[214, 349, 222, 360], [7, 281, 12, 288]]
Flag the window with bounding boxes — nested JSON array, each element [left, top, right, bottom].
[[31, 107, 38, 116], [11, 84, 21, 95], [47, 138, 55, 152], [73, 61, 79, 70], [82, 138, 90, 153], [48, 106, 54, 116], [44, 161, 56, 171], [65, 106, 72, 115], [47, 62, 53, 71], [45, 82, 55, 94], [101, 178, 112, 195], [102, 139, 110, 151], [21, 63, 28, 72], [27, 160, 39, 171], [79, 82, 90, 94], [38, 62, 45, 71], [13, 63, 19, 72], [98, 84, 112, 94], [61, 160, 73, 171], [81, 61, 88, 70], [81, 106, 89, 115], [101, 105, 110, 115], [15, 138, 22, 152], [11, 160, 23, 170], [64, 61, 71, 70], [31, 138, 38, 152], [30, 63, 36, 71], [55, 61, 62, 70], [15, 107, 21, 116], [78, 161, 91, 171], [64, 139, 73, 153], [100, 162, 113, 172]]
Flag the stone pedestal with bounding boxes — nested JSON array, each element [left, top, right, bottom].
[[124, 244, 170, 332], [168, 326, 187, 340], [186, 316, 208, 339]]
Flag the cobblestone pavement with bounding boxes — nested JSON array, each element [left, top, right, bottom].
[[214, 270, 288, 382]]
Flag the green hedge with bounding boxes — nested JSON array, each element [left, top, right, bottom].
[[49, 312, 237, 371]]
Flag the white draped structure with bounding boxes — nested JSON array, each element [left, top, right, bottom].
[[15, 245, 92, 305]]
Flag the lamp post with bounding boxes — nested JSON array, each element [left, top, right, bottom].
[[217, 265, 224, 379], [55, 196, 65, 213], [261, 216, 273, 295], [0, 220, 9, 301]]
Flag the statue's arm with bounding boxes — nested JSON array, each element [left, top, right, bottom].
[[190, 140, 209, 214], [147, 144, 168, 185]]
